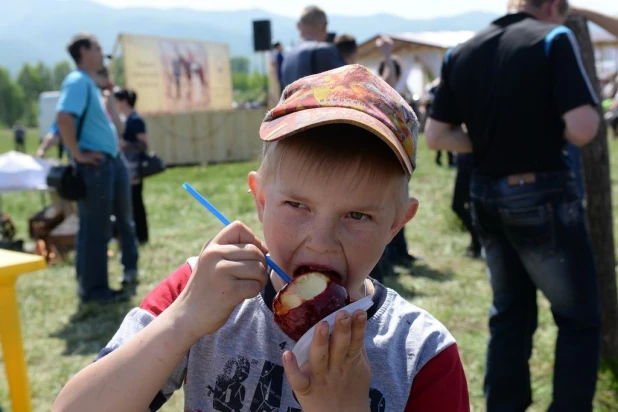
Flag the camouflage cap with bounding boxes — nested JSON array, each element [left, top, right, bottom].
[[260, 64, 419, 174]]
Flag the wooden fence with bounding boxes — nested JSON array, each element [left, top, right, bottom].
[[143, 108, 267, 166]]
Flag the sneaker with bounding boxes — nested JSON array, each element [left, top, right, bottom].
[[121, 269, 139, 285]]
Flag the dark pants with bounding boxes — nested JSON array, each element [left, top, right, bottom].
[[76, 155, 138, 301], [15, 139, 25, 153], [389, 228, 408, 261], [611, 116, 618, 138], [436, 150, 454, 166], [132, 182, 149, 243], [470, 170, 601, 412], [566, 144, 585, 199], [452, 153, 480, 251], [369, 228, 409, 282]]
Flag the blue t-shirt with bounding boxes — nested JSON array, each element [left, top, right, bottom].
[[123, 112, 146, 143], [56, 70, 118, 157], [49, 121, 60, 136]]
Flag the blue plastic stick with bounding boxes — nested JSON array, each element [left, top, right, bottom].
[[183, 182, 292, 284]]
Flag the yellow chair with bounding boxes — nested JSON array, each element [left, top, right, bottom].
[[0, 250, 46, 412]]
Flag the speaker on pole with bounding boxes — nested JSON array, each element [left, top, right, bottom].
[[253, 20, 272, 52]]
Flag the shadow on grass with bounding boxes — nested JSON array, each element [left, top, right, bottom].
[[51, 300, 133, 356], [405, 261, 456, 282], [379, 262, 456, 301], [383, 275, 421, 301]]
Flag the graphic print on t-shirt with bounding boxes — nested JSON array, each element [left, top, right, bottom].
[[203, 354, 386, 411]]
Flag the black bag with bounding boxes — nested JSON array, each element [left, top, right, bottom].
[[138, 151, 166, 178], [46, 165, 86, 200], [47, 86, 91, 200]]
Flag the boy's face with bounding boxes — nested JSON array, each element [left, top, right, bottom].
[[249, 157, 417, 300]]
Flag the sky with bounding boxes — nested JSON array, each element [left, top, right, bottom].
[[92, 0, 614, 20]]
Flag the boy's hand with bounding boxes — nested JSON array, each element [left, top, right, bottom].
[[283, 309, 371, 412], [172, 221, 269, 340]]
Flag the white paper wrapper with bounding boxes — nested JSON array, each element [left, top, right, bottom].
[[292, 296, 374, 367]]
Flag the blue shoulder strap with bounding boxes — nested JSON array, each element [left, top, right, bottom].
[[544, 26, 571, 57], [444, 47, 454, 66]]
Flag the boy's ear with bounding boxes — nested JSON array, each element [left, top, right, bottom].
[[389, 197, 419, 240], [248, 172, 265, 222]]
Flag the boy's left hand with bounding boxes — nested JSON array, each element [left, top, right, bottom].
[[282, 309, 371, 412]]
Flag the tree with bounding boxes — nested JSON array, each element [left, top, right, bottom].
[[111, 56, 125, 87], [232, 72, 249, 91], [17, 63, 47, 127], [17, 63, 45, 102], [0, 66, 26, 126], [52, 61, 73, 89], [231, 56, 250, 74], [35, 61, 54, 92], [565, 16, 618, 359], [248, 72, 268, 95]]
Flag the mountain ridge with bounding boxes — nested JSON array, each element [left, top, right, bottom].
[[0, 0, 500, 75]]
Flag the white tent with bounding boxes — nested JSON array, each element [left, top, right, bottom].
[[0, 151, 55, 193], [357, 31, 475, 99]]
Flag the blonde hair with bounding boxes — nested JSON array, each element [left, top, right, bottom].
[[257, 124, 409, 213], [299, 6, 328, 28]]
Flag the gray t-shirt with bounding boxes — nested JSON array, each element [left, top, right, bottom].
[[97, 257, 456, 411]]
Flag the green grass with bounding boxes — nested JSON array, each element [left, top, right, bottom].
[[1, 127, 617, 411]]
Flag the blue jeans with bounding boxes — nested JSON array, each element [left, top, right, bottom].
[[76, 155, 138, 301], [470, 170, 601, 412], [565, 144, 585, 198], [114, 154, 139, 280]]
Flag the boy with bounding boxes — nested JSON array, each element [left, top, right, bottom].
[[54, 65, 469, 411]]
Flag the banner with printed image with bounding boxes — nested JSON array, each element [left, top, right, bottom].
[[120, 33, 233, 114]]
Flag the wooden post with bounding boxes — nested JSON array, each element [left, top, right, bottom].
[[565, 16, 618, 358]]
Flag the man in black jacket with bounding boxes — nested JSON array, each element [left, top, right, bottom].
[[280, 6, 345, 89], [426, 1, 601, 410]]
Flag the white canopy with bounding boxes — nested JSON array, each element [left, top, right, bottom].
[[0, 151, 55, 193]]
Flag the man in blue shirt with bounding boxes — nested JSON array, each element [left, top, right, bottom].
[[57, 33, 138, 304]]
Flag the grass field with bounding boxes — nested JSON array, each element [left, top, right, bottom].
[[1, 127, 617, 411]]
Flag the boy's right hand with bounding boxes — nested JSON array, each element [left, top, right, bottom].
[[171, 221, 269, 340]]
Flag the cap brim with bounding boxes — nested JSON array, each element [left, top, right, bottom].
[[259, 107, 413, 175]]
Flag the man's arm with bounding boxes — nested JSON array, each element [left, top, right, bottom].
[[570, 6, 618, 37], [563, 106, 600, 146], [425, 118, 473, 153], [425, 49, 472, 152], [105, 91, 125, 138], [53, 305, 195, 412], [376, 35, 397, 87], [54, 264, 195, 412], [548, 28, 600, 146], [35, 132, 60, 158], [56, 113, 104, 165]]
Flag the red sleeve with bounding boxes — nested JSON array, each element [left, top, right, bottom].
[[140, 263, 192, 316], [405, 344, 470, 412]]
